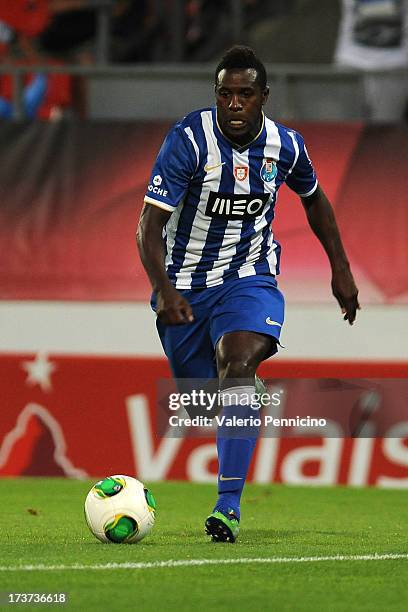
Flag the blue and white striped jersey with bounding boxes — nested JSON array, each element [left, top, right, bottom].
[[144, 107, 318, 289]]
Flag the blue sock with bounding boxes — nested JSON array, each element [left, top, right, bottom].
[[213, 386, 260, 521]]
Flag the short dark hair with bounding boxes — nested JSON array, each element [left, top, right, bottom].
[[215, 46, 267, 91]]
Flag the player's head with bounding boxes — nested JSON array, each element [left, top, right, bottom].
[[214, 46, 269, 146]]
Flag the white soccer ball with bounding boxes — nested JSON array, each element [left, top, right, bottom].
[[84, 475, 156, 543]]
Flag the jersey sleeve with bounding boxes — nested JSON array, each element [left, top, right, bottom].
[[144, 124, 198, 212], [285, 131, 318, 197]]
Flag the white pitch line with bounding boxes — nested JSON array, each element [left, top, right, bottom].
[[0, 553, 407, 572]]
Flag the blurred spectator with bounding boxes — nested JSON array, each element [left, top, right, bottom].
[[0, 1, 86, 119], [244, 0, 293, 29], [335, 0, 408, 121], [248, 0, 340, 63], [40, 1, 162, 63], [183, 0, 230, 61], [183, 0, 289, 62], [110, 0, 162, 63], [0, 0, 50, 63], [39, 3, 97, 63], [0, 68, 72, 120], [0, 0, 51, 41]]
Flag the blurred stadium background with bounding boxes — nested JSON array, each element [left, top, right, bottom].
[[0, 0, 407, 486]]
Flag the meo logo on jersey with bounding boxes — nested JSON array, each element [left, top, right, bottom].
[[234, 166, 248, 181], [206, 191, 269, 219], [260, 158, 277, 182]]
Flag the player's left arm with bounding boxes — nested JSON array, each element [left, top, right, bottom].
[[301, 185, 360, 325]]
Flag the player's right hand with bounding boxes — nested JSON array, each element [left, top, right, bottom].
[[156, 285, 194, 325]]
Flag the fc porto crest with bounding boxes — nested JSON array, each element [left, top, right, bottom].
[[234, 166, 248, 181], [260, 158, 277, 183]]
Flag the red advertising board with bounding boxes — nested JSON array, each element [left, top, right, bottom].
[[0, 122, 406, 302], [1, 353, 407, 487]]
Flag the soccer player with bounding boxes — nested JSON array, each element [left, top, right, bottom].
[[137, 46, 359, 542]]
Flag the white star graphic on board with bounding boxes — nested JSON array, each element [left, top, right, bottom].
[[21, 352, 57, 392]]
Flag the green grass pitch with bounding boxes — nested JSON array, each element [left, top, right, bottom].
[[1, 479, 408, 611]]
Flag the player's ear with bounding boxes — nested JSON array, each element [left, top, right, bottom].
[[262, 86, 269, 105]]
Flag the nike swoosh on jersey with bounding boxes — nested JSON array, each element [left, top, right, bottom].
[[219, 474, 243, 481], [265, 318, 282, 327], [204, 161, 225, 172]]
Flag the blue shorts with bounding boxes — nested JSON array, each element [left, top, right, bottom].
[[152, 275, 285, 379]]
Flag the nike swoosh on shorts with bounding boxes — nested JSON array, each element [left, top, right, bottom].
[[265, 318, 282, 327]]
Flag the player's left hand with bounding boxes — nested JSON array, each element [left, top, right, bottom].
[[331, 268, 360, 325]]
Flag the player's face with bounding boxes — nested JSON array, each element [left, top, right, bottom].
[[215, 68, 269, 146]]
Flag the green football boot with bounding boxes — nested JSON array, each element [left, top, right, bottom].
[[205, 509, 239, 543]]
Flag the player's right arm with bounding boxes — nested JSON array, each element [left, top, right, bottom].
[[137, 122, 198, 324], [136, 203, 194, 325]]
